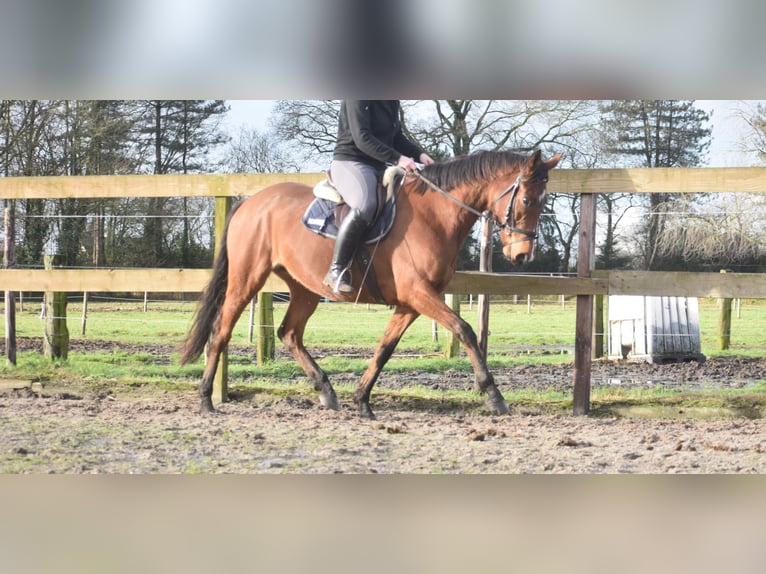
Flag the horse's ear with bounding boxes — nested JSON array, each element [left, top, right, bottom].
[[545, 153, 563, 170], [523, 150, 543, 175], [527, 149, 542, 168]]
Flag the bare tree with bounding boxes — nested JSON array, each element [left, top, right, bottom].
[[269, 99, 601, 271], [654, 193, 765, 270], [226, 126, 299, 173], [739, 101, 766, 161], [406, 100, 598, 160], [271, 100, 340, 167], [410, 100, 602, 272]]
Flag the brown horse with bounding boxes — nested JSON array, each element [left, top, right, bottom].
[[181, 149, 562, 418]]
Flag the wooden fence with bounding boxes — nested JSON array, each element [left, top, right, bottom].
[[2, 168, 766, 414]]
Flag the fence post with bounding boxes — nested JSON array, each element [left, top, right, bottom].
[[248, 298, 256, 343], [256, 292, 275, 364], [717, 271, 732, 350], [43, 254, 69, 360], [3, 202, 16, 366], [573, 192, 597, 415], [81, 292, 89, 335], [477, 216, 493, 358], [212, 196, 232, 404], [443, 294, 461, 358], [593, 293, 604, 359], [592, 270, 609, 359]]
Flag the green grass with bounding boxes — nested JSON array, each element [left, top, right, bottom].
[[697, 298, 766, 356], [11, 296, 764, 356], [4, 296, 766, 416], [9, 297, 578, 351]]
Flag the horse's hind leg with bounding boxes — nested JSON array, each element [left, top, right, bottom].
[[354, 306, 420, 419], [199, 275, 267, 413], [277, 281, 339, 410]]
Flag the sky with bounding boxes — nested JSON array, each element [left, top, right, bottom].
[[224, 100, 762, 169]]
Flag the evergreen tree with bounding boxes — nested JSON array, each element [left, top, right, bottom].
[[135, 100, 229, 267], [599, 100, 711, 269]]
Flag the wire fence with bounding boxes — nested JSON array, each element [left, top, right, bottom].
[[4, 291, 766, 356]]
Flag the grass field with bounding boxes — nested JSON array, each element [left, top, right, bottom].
[[3, 295, 765, 413], [6, 295, 766, 357]]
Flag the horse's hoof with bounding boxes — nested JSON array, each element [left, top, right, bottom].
[[358, 402, 376, 420], [320, 389, 340, 411], [488, 399, 510, 415], [485, 389, 510, 415], [200, 397, 215, 414]]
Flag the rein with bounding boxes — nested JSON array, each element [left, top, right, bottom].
[[411, 170, 540, 244]]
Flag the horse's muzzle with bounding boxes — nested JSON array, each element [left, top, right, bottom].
[[503, 243, 534, 265]]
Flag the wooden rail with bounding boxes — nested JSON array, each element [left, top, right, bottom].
[[3, 167, 766, 199], [0, 173, 322, 199], [2, 268, 766, 299]]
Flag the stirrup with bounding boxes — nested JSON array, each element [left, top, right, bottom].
[[323, 267, 354, 294]]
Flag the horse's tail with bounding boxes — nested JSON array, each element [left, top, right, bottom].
[[179, 203, 241, 365]]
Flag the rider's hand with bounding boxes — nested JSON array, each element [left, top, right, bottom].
[[397, 155, 418, 172], [419, 153, 435, 166]]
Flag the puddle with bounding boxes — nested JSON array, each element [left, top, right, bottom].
[[594, 404, 763, 420]]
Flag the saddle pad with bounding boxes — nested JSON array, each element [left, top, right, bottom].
[[301, 196, 396, 244]]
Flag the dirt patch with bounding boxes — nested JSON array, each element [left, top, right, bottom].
[[1, 384, 764, 474], [3, 338, 765, 473]]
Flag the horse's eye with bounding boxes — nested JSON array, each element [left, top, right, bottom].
[[522, 196, 531, 207]]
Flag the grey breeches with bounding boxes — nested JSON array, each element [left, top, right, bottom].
[[330, 160, 379, 225]]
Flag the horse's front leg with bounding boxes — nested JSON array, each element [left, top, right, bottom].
[[409, 288, 509, 415], [354, 306, 420, 419]]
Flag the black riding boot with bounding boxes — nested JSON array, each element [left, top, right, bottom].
[[323, 208, 368, 293]]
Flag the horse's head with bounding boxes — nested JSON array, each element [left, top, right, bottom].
[[494, 150, 562, 265]]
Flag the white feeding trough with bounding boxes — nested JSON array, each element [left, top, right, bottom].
[[607, 295, 705, 364]]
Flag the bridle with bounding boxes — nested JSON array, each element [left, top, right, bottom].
[[412, 169, 546, 245], [489, 174, 543, 245]]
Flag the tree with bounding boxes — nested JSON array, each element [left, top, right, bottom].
[[406, 100, 601, 272], [1, 100, 232, 271], [271, 99, 599, 271], [225, 126, 299, 174], [271, 100, 340, 168], [134, 100, 230, 267], [405, 100, 597, 160], [1, 100, 147, 268], [740, 101, 766, 162], [3, 100, 55, 266], [82, 101, 138, 267], [599, 100, 712, 270], [651, 193, 765, 271]]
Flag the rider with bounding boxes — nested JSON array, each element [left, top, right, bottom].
[[324, 100, 435, 294]]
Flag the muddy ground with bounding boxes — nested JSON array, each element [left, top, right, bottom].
[[1, 338, 765, 473]]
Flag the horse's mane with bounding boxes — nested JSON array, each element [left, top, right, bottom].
[[414, 149, 529, 194]]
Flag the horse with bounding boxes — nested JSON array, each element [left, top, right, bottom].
[[180, 149, 562, 419]]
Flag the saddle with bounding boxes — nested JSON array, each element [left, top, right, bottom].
[[301, 165, 406, 304], [301, 165, 405, 242]]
